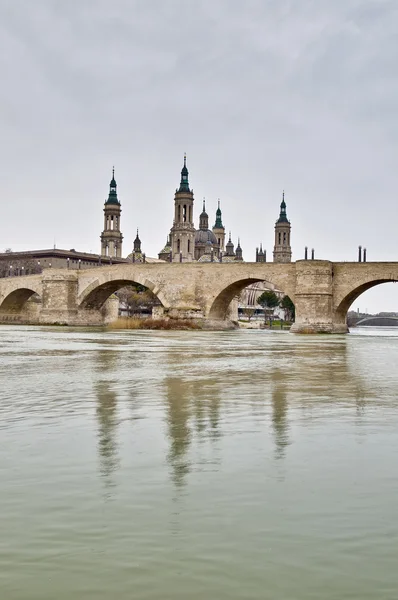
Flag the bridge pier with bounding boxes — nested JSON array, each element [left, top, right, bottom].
[[290, 260, 348, 334], [39, 272, 80, 325], [38, 272, 118, 326]]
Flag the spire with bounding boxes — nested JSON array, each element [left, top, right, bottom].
[[277, 190, 289, 223], [214, 198, 224, 229], [105, 167, 119, 205], [133, 228, 141, 252], [235, 237, 243, 260], [179, 153, 190, 192], [225, 231, 235, 256], [199, 197, 209, 230]]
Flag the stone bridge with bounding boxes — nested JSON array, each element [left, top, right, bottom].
[[0, 260, 397, 333]]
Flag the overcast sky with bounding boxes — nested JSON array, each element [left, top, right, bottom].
[[1, 0, 397, 311]]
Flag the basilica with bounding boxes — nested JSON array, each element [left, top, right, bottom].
[[100, 156, 292, 265]]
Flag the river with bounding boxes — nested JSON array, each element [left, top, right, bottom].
[[1, 326, 398, 599]]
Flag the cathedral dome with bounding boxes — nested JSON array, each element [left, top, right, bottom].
[[195, 229, 218, 246], [198, 254, 219, 263]]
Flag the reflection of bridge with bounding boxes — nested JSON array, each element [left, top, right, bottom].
[[355, 316, 398, 327], [0, 260, 398, 333]]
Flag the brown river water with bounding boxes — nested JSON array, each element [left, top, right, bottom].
[[1, 325, 398, 599]]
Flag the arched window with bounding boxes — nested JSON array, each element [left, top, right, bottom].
[[183, 205, 187, 222], [283, 232, 286, 244], [188, 240, 191, 253], [178, 205, 181, 221], [177, 239, 180, 253], [278, 232, 281, 245]]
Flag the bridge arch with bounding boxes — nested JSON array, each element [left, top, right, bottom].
[[208, 276, 294, 320], [0, 286, 42, 314], [356, 315, 398, 326], [335, 279, 398, 324], [78, 276, 166, 310]]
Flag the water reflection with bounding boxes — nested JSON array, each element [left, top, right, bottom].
[[163, 373, 222, 489], [2, 328, 398, 600], [270, 370, 289, 460], [164, 377, 193, 488], [94, 350, 120, 488]]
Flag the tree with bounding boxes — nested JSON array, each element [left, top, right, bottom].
[[280, 295, 295, 322], [241, 307, 256, 322], [257, 290, 280, 326], [116, 284, 161, 317]]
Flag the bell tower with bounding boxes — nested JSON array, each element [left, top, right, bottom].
[[273, 191, 292, 263], [212, 200, 225, 255], [101, 168, 123, 258], [169, 155, 195, 262]]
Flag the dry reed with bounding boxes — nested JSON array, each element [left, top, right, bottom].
[[107, 317, 202, 331]]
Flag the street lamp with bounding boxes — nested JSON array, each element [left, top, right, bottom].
[[78, 259, 81, 270], [67, 257, 70, 269], [9, 265, 12, 277], [21, 266, 24, 276]]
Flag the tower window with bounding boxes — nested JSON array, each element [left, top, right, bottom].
[[178, 205, 181, 221], [188, 240, 191, 253], [111, 216, 114, 230], [283, 232, 286, 244], [183, 205, 187, 222], [177, 239, 180, 253], [278, 232, 281, 245]]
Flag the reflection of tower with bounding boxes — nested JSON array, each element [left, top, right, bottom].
[[169, 155, 195, 262], [164, 377, 192, 488], [94, 351, 120, 486], [96, 381, 119, 483], [191, 378, 221, 439], [271, 371, 289, 460], [101, 168, 123, 257], [273, 191, 292, 263], [212, 200, 225, 255]]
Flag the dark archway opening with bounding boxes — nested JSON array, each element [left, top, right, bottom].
[[340, 281, 398, 330], [209, 278, 294, 328], [0, 289, 41, 314], [80, 279, 163, 315]]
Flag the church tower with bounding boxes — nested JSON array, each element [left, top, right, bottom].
[[101, 168, 123, 257], [273, 192, 291, 263], [212, 200, 225, 256], [169, 155, 195, 262], [225, 232, 235, 257], [235, 238, 243, 261]]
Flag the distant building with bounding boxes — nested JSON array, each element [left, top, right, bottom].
[[0, 248, 127, 278]]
